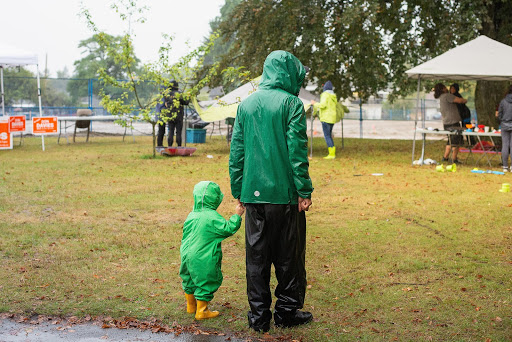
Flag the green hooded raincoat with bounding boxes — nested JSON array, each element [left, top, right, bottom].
[[229, 51, 313, 204], [179, 181, 242, 301]]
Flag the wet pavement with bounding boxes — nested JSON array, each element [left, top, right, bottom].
[[0, 318, 240, 342]]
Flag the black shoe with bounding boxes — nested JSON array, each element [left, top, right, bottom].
[[247, 311, 270, 333], [442, 157, 449, 162], [452, 159, 462, 165], [274, 310, 313, 328]]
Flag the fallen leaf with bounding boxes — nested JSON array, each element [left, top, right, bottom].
[[151, 278, 168, 283]]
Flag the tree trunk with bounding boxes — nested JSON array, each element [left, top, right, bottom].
[[474, 80, 508, 128]]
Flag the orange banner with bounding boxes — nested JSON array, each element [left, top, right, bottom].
[[0, 120, 13, 149], [9, 115, 26, 133], [32, 117, 58, 134]]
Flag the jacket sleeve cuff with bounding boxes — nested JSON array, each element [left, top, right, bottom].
[[297, 191, 312, 199]]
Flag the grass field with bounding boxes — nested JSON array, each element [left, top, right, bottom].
[[0, 136, 510, 341]]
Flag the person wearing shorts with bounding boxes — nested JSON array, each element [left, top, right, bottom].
[[434, 83, 467, 164]]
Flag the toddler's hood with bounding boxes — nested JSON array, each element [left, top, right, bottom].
[[193, 181, 224, 210]]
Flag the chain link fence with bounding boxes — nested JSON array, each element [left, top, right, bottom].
[[3, 76, 474, 140]]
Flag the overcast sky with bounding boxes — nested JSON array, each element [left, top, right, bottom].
[[1, 0, 226, 77]]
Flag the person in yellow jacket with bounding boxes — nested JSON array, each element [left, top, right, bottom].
[[312, 80, 338, 159]]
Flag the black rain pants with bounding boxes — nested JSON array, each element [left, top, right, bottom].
[[244, 203, 307, 326], [157, 119, 183, 147]]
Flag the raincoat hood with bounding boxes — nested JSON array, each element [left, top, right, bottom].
[[170, 80, 179, 90], [193, 181, 224, 211], [505, 93, 512, 103], [259, 50, 306, 96], [323, 81, 333, 91]]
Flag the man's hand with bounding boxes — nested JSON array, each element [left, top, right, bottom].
[[298, 197, 312, 212]]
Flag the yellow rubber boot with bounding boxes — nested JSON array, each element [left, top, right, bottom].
[[185, 294, 197, 314], [195, 300, 219, 320], [324, 146, 336, 159]]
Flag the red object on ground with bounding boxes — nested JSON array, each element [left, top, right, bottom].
[[473, 141, 494, 151], [161, 147, 197, 156]]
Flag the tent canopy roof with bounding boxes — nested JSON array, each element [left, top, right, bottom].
[[0, 43, 38, 66], [406, 36, 512, 81]]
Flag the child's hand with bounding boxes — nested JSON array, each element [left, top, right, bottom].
[[236, 202, 245, 216]]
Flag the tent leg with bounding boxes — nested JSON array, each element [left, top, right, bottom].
[[184, 105, 188, 147], [411, 76, 421, 165], [309, 110, 314, 159], [341, 118, 344, 149]]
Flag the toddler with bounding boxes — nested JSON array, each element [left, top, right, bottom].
[[179, 181, 245, 319]]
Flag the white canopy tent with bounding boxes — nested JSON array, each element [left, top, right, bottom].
[[405, 36, 512, 164], [0, 43, 44, 149], [406, 36, 512, 81]]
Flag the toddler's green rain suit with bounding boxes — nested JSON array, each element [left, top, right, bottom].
[[179, 181, 242, 301]]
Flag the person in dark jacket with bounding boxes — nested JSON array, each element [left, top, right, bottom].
[[450, 83, 471, 125], [229, 51, 313, 332], [156, 80, 190, 148], [498, 85, 512, 172]]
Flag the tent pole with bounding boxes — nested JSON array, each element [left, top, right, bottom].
[[36, 64, 45, 151], [1, 66, 5, 117], [341, 118, 344, 149], [309, 108, 314, 159], [186, 105, 190, 147], [411, 76, 421, 165]]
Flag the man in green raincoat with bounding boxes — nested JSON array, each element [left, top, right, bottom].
[[180, 181, 245, 320], [229, 50, 314, 332]]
